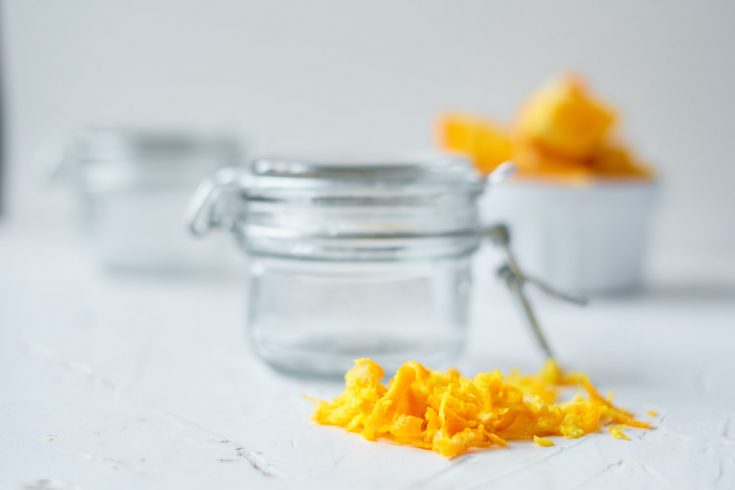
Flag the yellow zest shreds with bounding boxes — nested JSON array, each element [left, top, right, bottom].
[[533, 435, 555, 447], [310, 358, 651, 458], [647, 410, 658, 417], [609, 425, 631, 440]]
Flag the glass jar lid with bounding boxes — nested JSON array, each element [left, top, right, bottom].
[[242, 156, 485, 200], [190, 155, 487, 261]]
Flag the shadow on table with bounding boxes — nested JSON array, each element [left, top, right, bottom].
[[640, 280, 735, 302]]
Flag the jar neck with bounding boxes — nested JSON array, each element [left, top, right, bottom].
[[233, 194, 482, 261], [236, 230, 482, 262]]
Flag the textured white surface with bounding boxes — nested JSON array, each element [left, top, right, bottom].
[[1, 222, 734, 489]]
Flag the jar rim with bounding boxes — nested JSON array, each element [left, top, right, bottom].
[[242, 155, 486, 198]]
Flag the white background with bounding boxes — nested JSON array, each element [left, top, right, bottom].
[[3, 0, 735, 264]]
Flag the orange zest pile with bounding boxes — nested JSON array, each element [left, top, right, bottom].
[[439, 74, 654, 183], [310, 358, 650, 458]]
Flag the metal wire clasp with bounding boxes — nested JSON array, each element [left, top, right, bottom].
[[485, 224, 587, 360], [185, 167, 242, 237]]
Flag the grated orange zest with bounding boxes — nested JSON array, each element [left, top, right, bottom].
[[311, 358, 650, 458], [533, 435, 555, 447], [609, 425, 631, 440]]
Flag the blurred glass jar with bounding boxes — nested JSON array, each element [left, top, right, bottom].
[[57, 128, 243, 272], [188, 157, 491, 377]]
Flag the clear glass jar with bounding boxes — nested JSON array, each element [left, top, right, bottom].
[[188, 157, 488, 377], [57, 128, 242, 271]]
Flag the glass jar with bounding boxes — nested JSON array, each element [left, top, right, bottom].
[[56, 128, 243, 271], [188, 157, 496, 376]]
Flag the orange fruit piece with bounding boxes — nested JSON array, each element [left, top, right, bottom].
[[438, 113, 512, 175], [517, 74, 616, 160]]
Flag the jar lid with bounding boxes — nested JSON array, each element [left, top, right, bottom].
[[190, 155, 487, 261], [240, 155, 485, 202]]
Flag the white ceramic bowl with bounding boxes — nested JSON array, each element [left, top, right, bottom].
[[480, 180, 657, 295]]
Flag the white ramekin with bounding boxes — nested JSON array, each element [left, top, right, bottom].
[[480, 180, 657, 295]]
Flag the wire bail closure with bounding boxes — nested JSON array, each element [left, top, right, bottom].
[[186, 167, 242, 237], [486, 224, 587, 361]]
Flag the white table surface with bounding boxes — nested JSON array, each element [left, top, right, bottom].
[[2, 221, 734, 490]]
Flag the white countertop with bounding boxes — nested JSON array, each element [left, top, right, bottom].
[[2, 222, 734, 490]]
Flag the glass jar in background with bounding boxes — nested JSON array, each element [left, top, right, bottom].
[[57, 128, 243, 272], [188, 157, 489, 376]]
